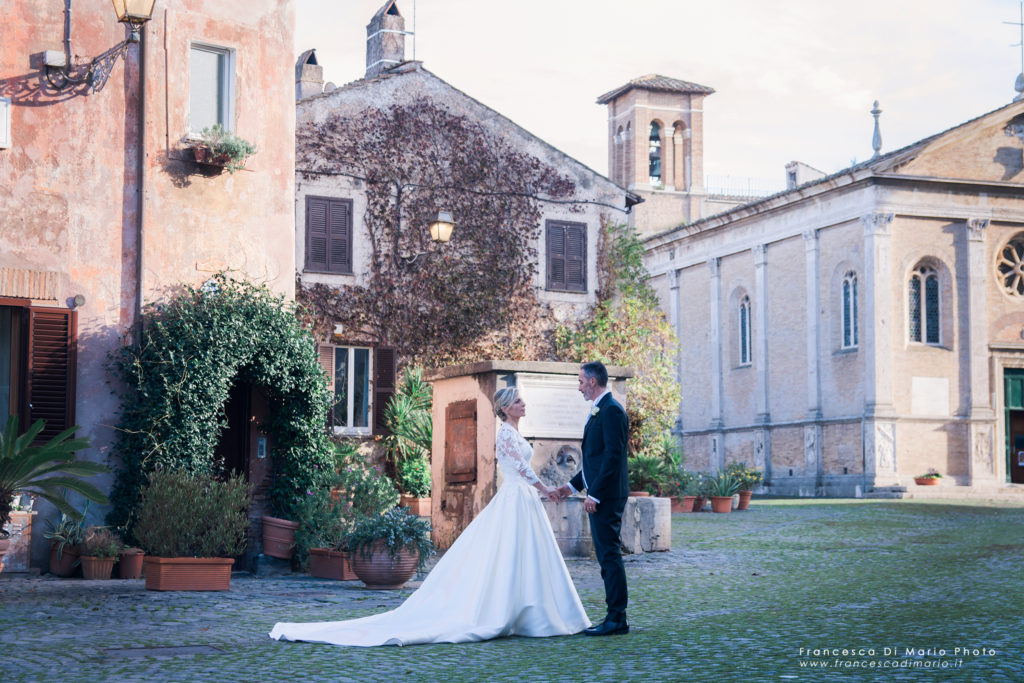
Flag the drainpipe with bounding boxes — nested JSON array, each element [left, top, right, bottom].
[[135, 29, 147, 340]]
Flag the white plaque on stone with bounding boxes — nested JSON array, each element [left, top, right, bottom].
[[911, 376, 949, 416], [516, 373, 590, 439]]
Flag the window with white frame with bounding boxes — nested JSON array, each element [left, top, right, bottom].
[[189, 44, 234, 134], [841, 271, 858, 348], [738, 295, 752, 366], [908, 263, 940, 344], [333, 346, 371, 432]]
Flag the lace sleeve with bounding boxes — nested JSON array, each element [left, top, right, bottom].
[[496, 425, 540, 485]]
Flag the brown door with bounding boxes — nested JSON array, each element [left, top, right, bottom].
[[1009, 411, 1024, 484]]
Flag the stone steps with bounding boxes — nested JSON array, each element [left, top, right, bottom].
[[866, 484, 1024, 501]]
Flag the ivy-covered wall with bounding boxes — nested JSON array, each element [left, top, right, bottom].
[[107, 275, 334, 532]]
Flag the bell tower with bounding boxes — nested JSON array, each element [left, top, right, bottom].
[[597, 74, 714, 234]]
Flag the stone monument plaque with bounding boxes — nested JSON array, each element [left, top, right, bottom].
[[517, 373, 590, 439]]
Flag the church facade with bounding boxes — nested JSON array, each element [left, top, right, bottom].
[[640, 98, 1024, 495]]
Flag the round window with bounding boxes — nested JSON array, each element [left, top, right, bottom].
[[997, 237, 1024, 296]]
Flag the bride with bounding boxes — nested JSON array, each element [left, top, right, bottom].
[[269, 386, 591, 646]]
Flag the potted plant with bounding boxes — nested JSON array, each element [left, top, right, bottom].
[[190, 123, 256, 173], [43, 506, 89, 577], [693, 473, 715, 511], [118, 546, 145, 580], [707, 472, 741, 513], [914, 471, 942, 486], [383, 367, 433, 515], [296, 488, 357, 581], [298, 462, 400, 581], [673, 470, 699, 513], [0, 416, 108, 573], [347, 507, 433, 590], [627, 454, 663, 496], [80, 526, 122, 580], [261, 513, 300, 561], [397, 456, 431, 516], [133, 469, 250, 591], [726, 462, 764, 510]]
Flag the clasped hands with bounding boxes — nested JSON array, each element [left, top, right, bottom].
[[542, 484, 595, 511]]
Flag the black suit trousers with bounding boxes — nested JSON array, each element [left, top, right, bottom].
[[589, 496, 628, 622]]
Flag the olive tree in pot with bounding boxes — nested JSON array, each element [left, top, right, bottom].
[[133, 469, 250, 591], [347, 507, 433, 590]]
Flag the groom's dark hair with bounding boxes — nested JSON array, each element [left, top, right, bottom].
[[581, 361, 608, 387]]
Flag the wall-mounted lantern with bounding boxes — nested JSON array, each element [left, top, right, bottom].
[[111, 0, 158, 43], [428, 211, 456, 243]]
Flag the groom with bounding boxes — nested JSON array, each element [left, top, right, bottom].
[[555, 361, 630, 636]]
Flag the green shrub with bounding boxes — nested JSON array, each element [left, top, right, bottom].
[[341, 465, 400, 520], [134, 469, 251, 558], [398, 456, 431, 498], [347, 507, 433, 571], [294, 488, 351, 562]]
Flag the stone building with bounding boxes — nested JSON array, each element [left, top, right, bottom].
[[295, 1, 638, 439], [644, 99, 1024, 496], [1, 0, 297, 566], [597, 74, 763, 236]]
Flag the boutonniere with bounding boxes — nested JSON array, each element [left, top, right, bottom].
[[590, 406, 600, 417]]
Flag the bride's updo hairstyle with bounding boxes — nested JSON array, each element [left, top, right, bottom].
[[493, 386, 520, 421]]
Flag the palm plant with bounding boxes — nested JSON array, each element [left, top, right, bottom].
[[0, 416, 109, 536], [383, 366, 433, 496]]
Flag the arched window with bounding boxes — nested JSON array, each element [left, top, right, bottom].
[[738, 295, 752, 366], [909, 264, 940, 344], [841, 271, 858, 348], [648, 122, 662, 185]]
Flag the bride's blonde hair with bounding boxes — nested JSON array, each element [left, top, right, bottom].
[[493, 386, 520, 421]]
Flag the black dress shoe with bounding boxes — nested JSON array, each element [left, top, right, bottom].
[[583, 619, 629, 636]]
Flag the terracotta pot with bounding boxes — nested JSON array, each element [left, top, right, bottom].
[[710, 496, 734, 513], [309, 548, 358, 581], [671, 495, 696, 513], [351, 540, 420, 589], [49, 543, 80, 577], [262, 516, 299, 560], [144, 557, 234, 591], [692, 496, 707, 512], [629, 491, 651, 497], [737, 490, 753, 510], [118, 549, 145, 579], [81, 555, 116, 580], [914, 477, 941, 486], [399, 494, 432, 516]]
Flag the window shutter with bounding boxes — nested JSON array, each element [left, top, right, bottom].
[[328, 200, 353, 274], [27, 308, 76, 441], [372, 346, 396, 436], [547, 223, 566, 290], [565, 224, 586, 292], [317, 344, 335, 425], [306, 197, 329, 271]]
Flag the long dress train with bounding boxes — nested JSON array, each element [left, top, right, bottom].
[[268, 421, 591, 646]]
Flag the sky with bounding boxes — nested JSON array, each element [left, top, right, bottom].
[[296, 0, 1021, 192]]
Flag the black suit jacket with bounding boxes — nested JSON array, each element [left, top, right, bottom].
[[570, 392, 629, 501]]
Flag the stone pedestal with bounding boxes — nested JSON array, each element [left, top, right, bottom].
[[620, 497, 671, 553], [3, 511, 37, 573], [542, 497, 593, 558]]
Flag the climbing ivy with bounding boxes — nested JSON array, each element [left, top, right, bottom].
[[106, 274, 334, 532], [295, 97, 578, 366]]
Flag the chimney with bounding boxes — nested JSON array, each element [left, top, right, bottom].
[[366, 1, 405, 78], [295, 49, 324, 100]]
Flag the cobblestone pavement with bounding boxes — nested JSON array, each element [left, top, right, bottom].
[[2, 499, 1023, 682]]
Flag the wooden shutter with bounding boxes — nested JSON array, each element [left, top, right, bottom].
[[27, 307, 76, 441], [546, 223, 566, 290], [317, 344, 335, 426], [328, 199, 353, 274], [565, 223, 586, 292], [306, 197, 329, 271], [372, 346, 396, 436], [444, 400, 477, 483]]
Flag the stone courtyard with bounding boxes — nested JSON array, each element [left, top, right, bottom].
[[2, 499, 1022, 682]]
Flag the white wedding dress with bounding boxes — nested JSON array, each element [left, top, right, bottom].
[[269, 421, 591, 646]]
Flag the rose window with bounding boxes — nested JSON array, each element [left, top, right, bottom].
[[997, 237, 1024, 296]]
